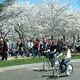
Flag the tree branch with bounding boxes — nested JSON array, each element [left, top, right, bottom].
[[3, 29, 10, 40], [15, 28, 22, 39]]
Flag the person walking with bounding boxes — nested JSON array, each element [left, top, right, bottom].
[[34, 39, 41, 58], [1, 41, 8, 60]]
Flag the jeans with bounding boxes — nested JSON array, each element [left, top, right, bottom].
[[28, 48, 34, 57], [46, 51, 55, 65], [16, 49, 25, 58], [7, 52, 10, 58], [61, 58, 71, 69], [46, 52, 51, 59], [54, 52, 60, 63], [33, 49, 41, 58], [16, 50, 20, 58]]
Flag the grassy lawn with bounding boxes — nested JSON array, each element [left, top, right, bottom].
[[0, 57, 47, 68], [71, 50, 79, 53], [0, 55, 80, 68], [71, 55, 80, 59]]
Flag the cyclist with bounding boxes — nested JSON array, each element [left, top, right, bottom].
[[56, 44, 71, 71], [46, 41, 57, 67], [53, 41, 64, 63]]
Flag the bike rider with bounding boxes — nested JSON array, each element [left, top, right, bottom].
[[56, 44, 71, 71], [53, 41, 64, 64], [46, 41, 57, 67]]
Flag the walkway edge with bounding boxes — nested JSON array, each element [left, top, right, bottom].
[[0, 63, 43, 72], [0, 59, 80, 72]]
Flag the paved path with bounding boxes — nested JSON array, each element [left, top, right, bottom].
[[0, 60, 80, 80], [0, 59, 80, 72]]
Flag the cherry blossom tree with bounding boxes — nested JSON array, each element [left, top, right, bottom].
[[0, 0, 80, 42]]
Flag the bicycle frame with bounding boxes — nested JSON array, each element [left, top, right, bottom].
[[53, 60, 73, 77]]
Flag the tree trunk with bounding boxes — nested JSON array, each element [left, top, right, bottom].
[[21, 38, 29, 57], [63, 34, 65, 43], [73, 34, 75, 44], [77, 34, 79, 43], [51, 35, 53, 40]]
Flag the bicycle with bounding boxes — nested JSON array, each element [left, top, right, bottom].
[[43, 52, 54, 71], [53, 60, 73, 78]]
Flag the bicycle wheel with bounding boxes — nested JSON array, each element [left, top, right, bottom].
[[65, 64, 73, 76], [53, 61, 60, 77], [43, 60, 51, 71]]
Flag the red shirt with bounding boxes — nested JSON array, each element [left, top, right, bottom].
[[35, 41, 40, 48]]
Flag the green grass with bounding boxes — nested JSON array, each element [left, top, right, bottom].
[[0, 57, 47, 68], [0, 55, 80, 68], [72, 55, 80, 59], [71, 50, 79, 53]]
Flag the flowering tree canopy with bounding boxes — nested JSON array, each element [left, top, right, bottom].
[[0, 0, 80, 41]]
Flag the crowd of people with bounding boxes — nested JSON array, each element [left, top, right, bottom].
[[0, 37, 49, 60], [0, 37, 78, 62]]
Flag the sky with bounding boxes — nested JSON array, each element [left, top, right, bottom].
[[19, 0, 80, 9], [0, 0, 80, 10]]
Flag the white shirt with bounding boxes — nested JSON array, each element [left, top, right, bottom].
[[64, 49, 71, 58], [30, 42, 34, 49]]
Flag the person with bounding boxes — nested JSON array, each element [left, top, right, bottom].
[[53, 41, 64, 63], [39, 40, 43, 55], [26, 40, 31, 57], [50, 41, 56, 53], [1, 41, 8, 60], [16, 40, 20, 58], [34, 39, 41, 58], [16, 40, 25, 58], [29, 40, 34, 56], [6, 39, 10, 57], [0, 39, 3, 56], [56, 44, 71, 71], [19, 40, 25, 58], [42, 37, 47, 52], [33, 39, 37, 58], [49, 41, 57, 67], [45, 41, 56, 67], [47, 38, 52, 49]]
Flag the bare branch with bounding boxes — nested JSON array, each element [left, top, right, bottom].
[[3, 29, 10, 40]]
